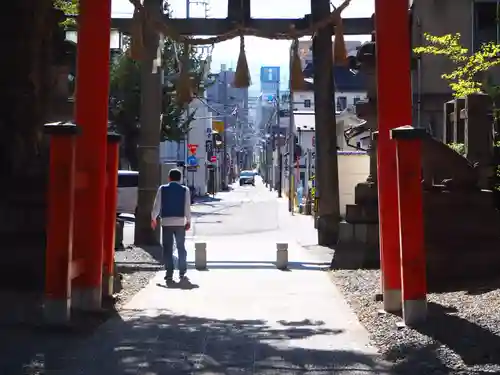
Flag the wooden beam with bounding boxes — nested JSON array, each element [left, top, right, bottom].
[[110, 17, 373, 36]]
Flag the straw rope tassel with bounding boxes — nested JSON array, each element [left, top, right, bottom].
[[290, 39, 306, 91], [333, 14, 348, 66], [233, 34, 251, 88], [176, 42, 193, 105], [129, 7, 145, 61]]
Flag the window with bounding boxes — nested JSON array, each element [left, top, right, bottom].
[[353, 96, 361, 105], [304, 99, 311, 108], [118, 172, 139, 188], [474, 0, 500, 50]]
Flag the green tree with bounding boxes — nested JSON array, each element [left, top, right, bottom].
[[414, 33, 500, 194], [414, 33, 500, 97], [52, 0, 77, 26], [109, 38, 205, 169]]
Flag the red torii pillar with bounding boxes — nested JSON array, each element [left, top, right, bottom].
[[72, 0, 112, 310], [374, 0, 412, 312], [391, 126, 427, 325]]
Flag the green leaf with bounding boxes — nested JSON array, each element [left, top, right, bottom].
[[414, 33, 500, 98]]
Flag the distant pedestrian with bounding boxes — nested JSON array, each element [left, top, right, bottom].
[[151, 168, 192, 283]]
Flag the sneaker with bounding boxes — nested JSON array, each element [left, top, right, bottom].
[[179, 274, 188, 281]]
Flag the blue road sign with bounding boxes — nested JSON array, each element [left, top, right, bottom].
[[186, 155, 198, 167], [260, 66, 280, 83]]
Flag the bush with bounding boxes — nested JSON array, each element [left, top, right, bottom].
[[448, 142, 466, 156]]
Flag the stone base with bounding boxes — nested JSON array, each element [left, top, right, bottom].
[[72, 286, 102, 311], [44, 297, 71, 325], [102, 274, 114, 298], [383, 289, 402, 313], [331, 221, 380, 269], [276, 249, 288, 270], [195, 243, 207, 270], [354, 182, 378, 205], [403, 298, 427, 326]]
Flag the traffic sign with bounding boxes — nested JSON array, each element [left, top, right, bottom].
[[210, 155, 217, 162], [187, 155, 198, 167], [206, 128, 212, 139], [205, 140, 213, 153], [187, 144, 198, 155], [212, 120, 224, 133]]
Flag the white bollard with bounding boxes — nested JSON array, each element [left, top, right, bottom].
[[195, 242, 207, 270], [276, 243, 288, 270]]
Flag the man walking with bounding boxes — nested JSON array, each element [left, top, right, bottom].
[[151, 168, 192, 283]]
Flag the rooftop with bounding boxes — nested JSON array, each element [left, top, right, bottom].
[[302, 64, 366, 92]]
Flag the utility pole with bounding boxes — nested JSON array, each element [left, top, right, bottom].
[[222, 70, 228, 190], [185, 0, 191, 188], [276, 84, 282, 197], [310, 0, 340, 246], [134, 0, 163, 245], [288, 49, 295, 212]]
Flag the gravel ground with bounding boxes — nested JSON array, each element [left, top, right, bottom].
[[332, 269, 500, 375], [114, 244, 163, 309]]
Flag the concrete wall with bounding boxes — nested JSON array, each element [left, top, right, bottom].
[[338, 152, 369, 217], [281, 151, 369, 217]]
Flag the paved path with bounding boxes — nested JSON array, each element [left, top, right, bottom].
[[56, 179, 390, 374]]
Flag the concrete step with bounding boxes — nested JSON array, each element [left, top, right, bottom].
[[339, 220, 378, 245]]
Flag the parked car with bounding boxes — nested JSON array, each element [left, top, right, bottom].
[[117, 170, 138, 215], [239, 170, 255, 186]]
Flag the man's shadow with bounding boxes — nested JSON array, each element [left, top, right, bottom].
[[156, 279, 199, 290]]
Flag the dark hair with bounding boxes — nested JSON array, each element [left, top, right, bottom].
[[168, 168, 182, 182]]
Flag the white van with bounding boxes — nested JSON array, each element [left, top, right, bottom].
[[117, 170, 138, 215]]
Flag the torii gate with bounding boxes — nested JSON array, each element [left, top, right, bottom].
[[44, 0, 425, 326]]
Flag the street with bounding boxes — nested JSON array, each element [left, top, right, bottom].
[[56, 177, 389, 374]]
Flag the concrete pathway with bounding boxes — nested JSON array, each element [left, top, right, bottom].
[[56, 180, 390, 374]]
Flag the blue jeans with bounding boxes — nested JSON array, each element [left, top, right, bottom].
[[162, 226, 187, 278]]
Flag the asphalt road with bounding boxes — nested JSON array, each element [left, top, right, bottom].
[[191, 177, 281, 238]]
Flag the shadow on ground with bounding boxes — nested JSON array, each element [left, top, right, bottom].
[[116, 260, 331, 274], [0, 293, 115, 375], [384, 302, 500, 374], [49, 311, 390, 374], [188, 260, 331, 271]]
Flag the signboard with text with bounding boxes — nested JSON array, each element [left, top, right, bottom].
[[205, 140, 213, 153], [260, 66, 280, 83]]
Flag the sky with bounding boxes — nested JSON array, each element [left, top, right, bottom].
[[112, 0, 374, 91]]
